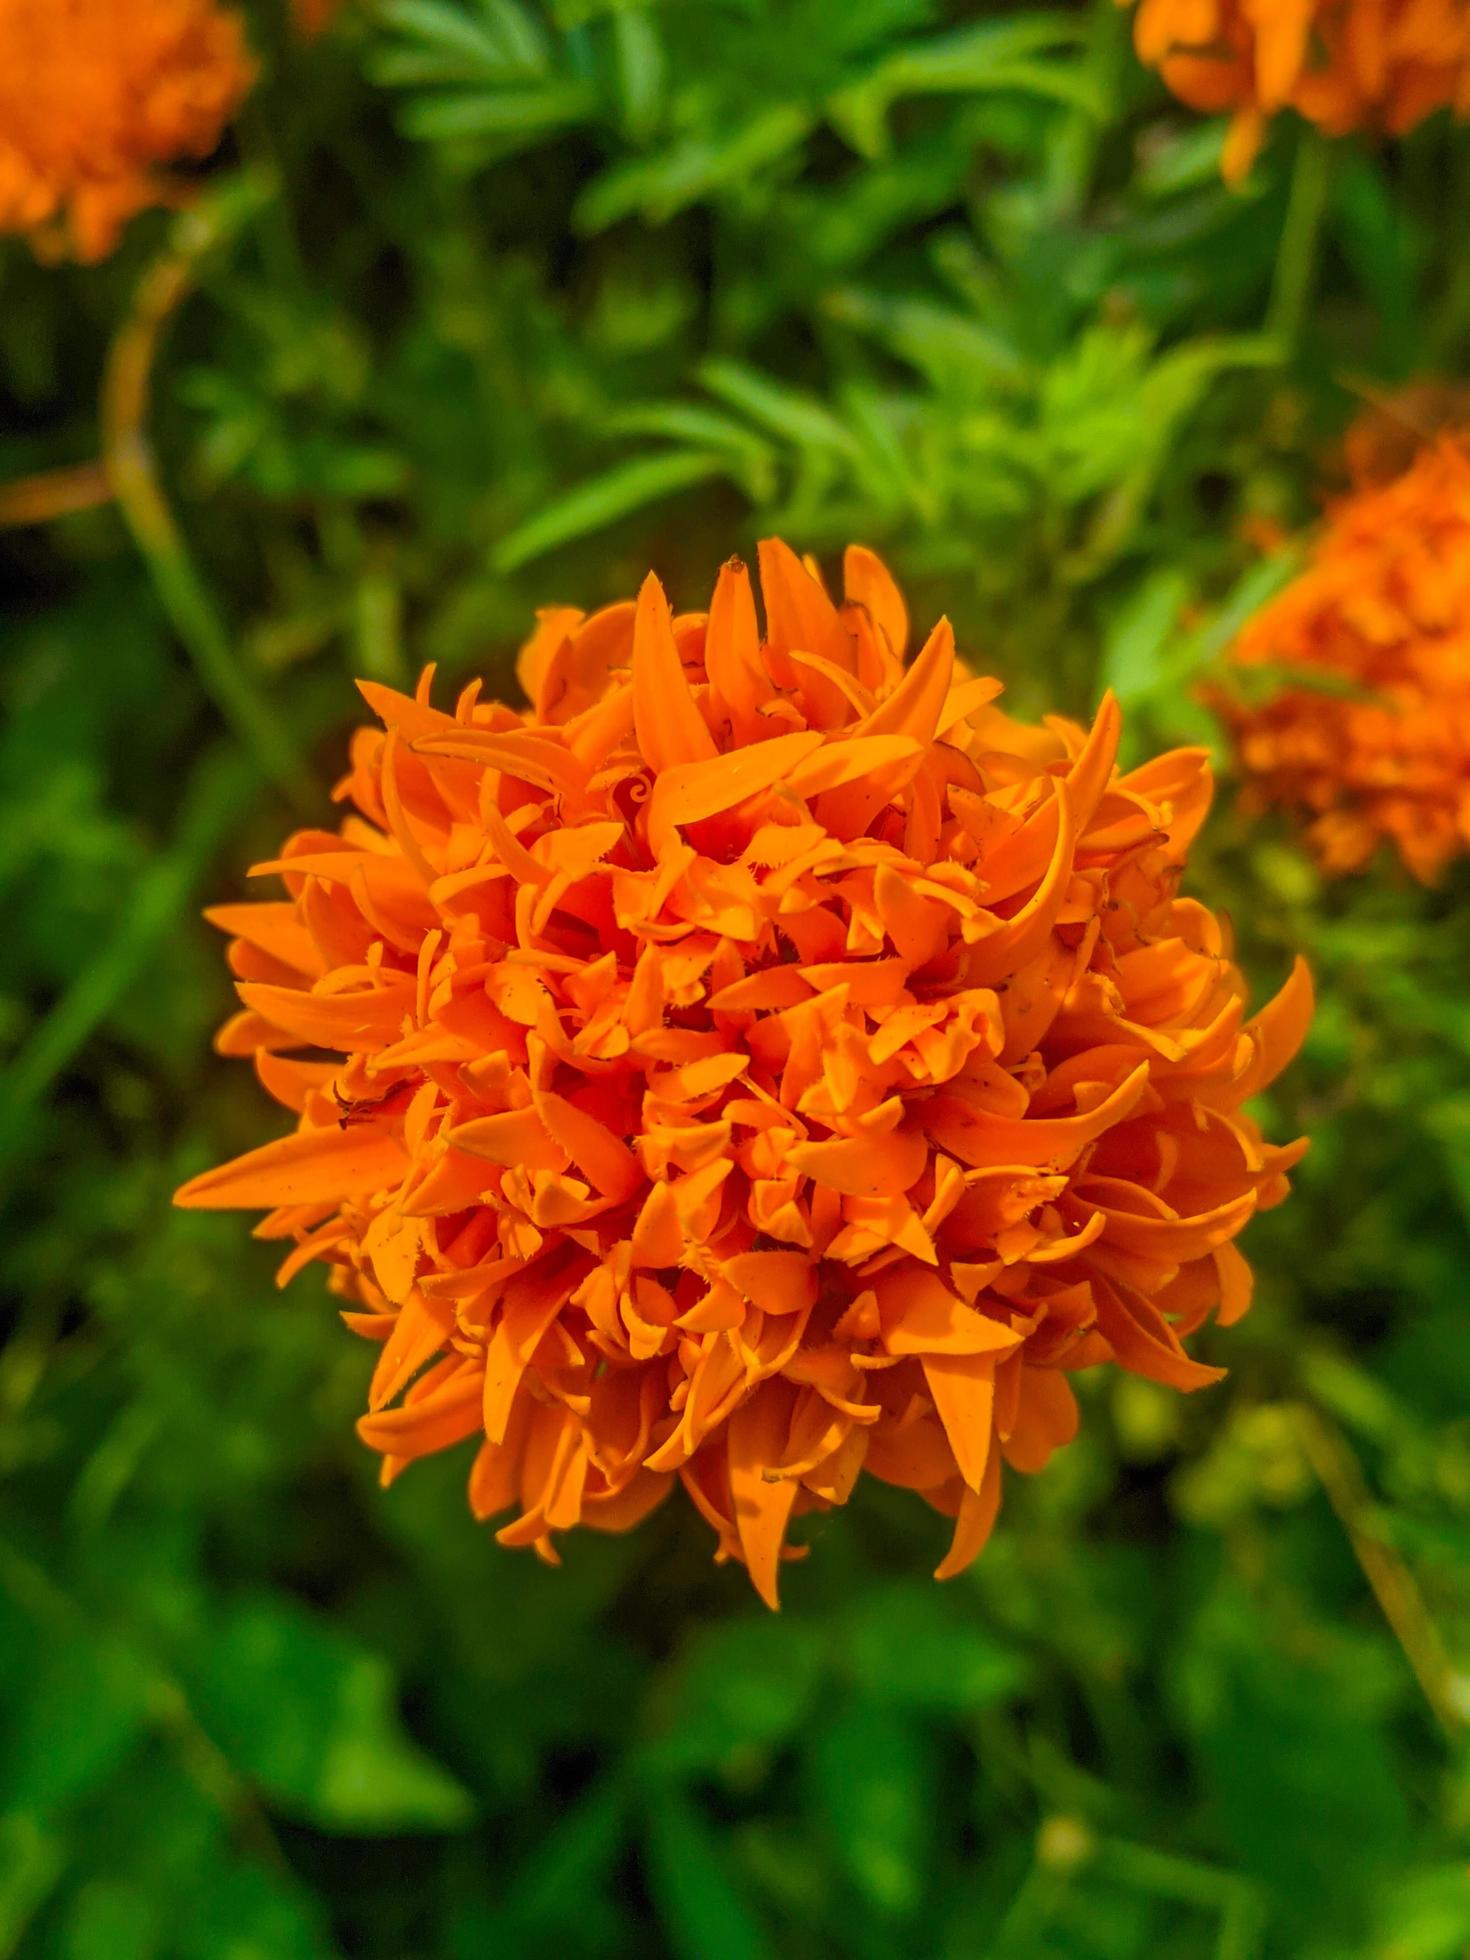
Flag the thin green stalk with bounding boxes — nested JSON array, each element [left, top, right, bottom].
[[1267, 132, 1332, 349], [0, 745, 257, 1175], [101, 179, 315, 814], [1292, 1401, 1465, 1741]]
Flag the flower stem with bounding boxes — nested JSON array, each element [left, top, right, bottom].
[[1267, 131, 1332, 351], [1291, 1401, 1464, 1740], [0, 461, 113, 529], [100, 177, 316, 815]]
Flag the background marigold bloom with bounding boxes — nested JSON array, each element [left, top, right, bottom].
[[0, 0, 255, 261], [1124, 0, 1470, 182], [1220, 437, 1470, 881], [1340, 382, 1470, 488], [177, 543, 1311, 1605], [292, 0, 343, 34]]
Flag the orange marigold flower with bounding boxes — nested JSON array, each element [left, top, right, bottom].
[[1124, 0, 1470, 182], [1220, 436, 1470, 881], [0, 0, 255, 261], [176, 543, 1311, 1604]]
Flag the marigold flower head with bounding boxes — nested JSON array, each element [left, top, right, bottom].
[[176, 542, 1311, 1604], [1124, 0, 1470, 182], [1219, 437, 1470, 882], [0, 0, 255, 261]]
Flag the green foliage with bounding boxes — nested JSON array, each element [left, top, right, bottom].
[[3, 1, 1470, 1955]]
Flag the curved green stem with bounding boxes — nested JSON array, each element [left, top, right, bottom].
[[101, 177, 315, 815]]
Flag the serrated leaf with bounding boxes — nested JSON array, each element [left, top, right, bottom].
[[576, 105, 815, 231], [377, 0, 545, 78]]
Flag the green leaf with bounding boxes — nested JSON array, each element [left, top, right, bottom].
[[697, 360, 865, 459], [828, 16, 1090, 154], [576, 106, 816, 231], [645, 1617, 828, 1776], [643, 1790, 773, 1960], [396, 83, 595, 144], [377, 0, 547, 80], [60, 1880, 163, 1960], [1175, 1580, 1410, 1924], [493, 451, 731, 570], [844, 1585, 1028, 1716], [808, 1706, 936, 1917], [488, 1773, 632, 1945], [1101, 568, 1193, 705], [0, 1632, 153, 1822], [184, 1594, 474, 1835], [0, 1814, 65, 1956]]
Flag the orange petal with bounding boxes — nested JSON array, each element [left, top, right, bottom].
[[925, 1063, 1150, 1173], [204, 902, 321, 975], [1237, 956, 1314, 1099], [1091, 1276, 1226, 1392], [174, 1123, 407, 1210], [632, 571, 717, 773], [704, 558, 766, 731], [922, 1351, 997, 1492], [876, 1269, 1024, 1357], [785, 1126, 928, 1199], [357, 1364, 481, 1460], [727, 1388, 799, 1610], [235, 979, 412, 1053], [646, 732, 824, 852], [721, 1251, 819, 1315], [843, 544, 909, 661], [482, 1264, 579, 1444], [934, 1445, 1003, 1580], [532, 1088, 641, 1201], [758, 537, 850, 669], [858, 615, 955, 745]]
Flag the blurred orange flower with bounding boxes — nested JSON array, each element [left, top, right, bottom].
[[0, 0, 255, 261], [1221, 435, 1470, 880], [292, 0, 343, 34], [177, 543, 1310, 1604], [1124, 0, 1470, 182], [1340, 381, 1470, 488]]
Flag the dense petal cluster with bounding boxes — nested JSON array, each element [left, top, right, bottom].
[[1125, 0, 1470, 181], [177, 543, 1310, 1603], [1219, 438, 1470, 881], [0, 0, 254, 261]]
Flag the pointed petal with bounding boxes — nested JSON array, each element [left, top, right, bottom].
[[1237, 956, 1314, 1098], [704, 558, 766, 729], [843, 544, 909, 661], [922, 1351, 997, 1491], [174, 1124, 407, 1210], [632, 572, 717, 773], [728, 1389, 798, 1610], [758, 537, 850, 669], [935, 1445, 1003, 1580]]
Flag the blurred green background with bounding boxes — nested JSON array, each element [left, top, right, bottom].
[[3, 2, 1470, 1955]]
